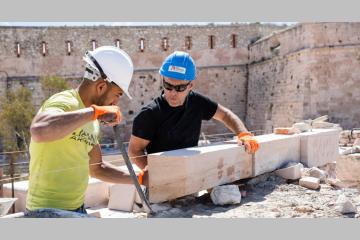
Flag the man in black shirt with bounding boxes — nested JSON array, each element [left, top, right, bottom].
[[128, 51, 259, 186]]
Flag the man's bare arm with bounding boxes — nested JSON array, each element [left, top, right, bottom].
[[30, 108, 94, 142], [212, 104, 248, 134], [89, 144, 133, 184]]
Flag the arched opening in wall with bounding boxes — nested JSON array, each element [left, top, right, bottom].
[[91, 40, 97, 50], [115, 39, 121, 48], [185, 36, 192, 50], [41, 41, 47, 57], [66, 41, 72, 56], [139, 38, 145, 52], [15, 42, 21, 57], [231, 34, 238, 48], [162, 37, 169, 51], [209, 35, 215, 49]]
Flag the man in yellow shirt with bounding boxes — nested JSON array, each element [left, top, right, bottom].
[[25, 46, 135, 217]]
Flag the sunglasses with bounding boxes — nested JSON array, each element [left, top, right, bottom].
[[162, 79, 191, 92]]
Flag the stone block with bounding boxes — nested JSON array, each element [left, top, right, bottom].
[[335, 194, 357, 214], [108, 184, 136, 212], [0, 198, 17, 216], [252, 134, 301, 176], [275, 163, 303, 180], [299, 177, 320, 190], [2, 178, 109, 212], [308, 167, 327, 182], [84, 178, 110, 208], [87, 207, 137, 218], [336, 154, 360, 182], [351, 130, 360, 139], [148, 143, 252, 203], [299, 129, 340, 167], [210, 185, 241, 205]]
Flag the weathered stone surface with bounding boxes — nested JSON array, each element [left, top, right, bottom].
[[2, 178, 110, 212], [252, 134, 301, 176], [351, 130, 360, 139], [148, 143, 252, 203], [335, 194, 357, 214], [275, 162, 303, 180], [108, 184, 136, 212], [326, 178, 359, 189], [210, 185, 241, 205], [299, 177, 320, 190], [87, 207, 139, 218], [308, 167, 327, 182], [0, 198, 17, 216], [312, 122, 337, 129], [299, 129, 340, 167], [292, 122, 311, 132], [247, 23, 360, 131], [336, 154, 360, 182], [0, 24, 284, 142]]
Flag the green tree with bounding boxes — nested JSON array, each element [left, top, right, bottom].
[[0, 87, 35, 152], [40, 75, 70, 100]]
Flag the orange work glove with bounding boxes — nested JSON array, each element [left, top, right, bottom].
[[91, 105, 121, 124], [137, 169, 145, 185], [237, 132, 259, 154]]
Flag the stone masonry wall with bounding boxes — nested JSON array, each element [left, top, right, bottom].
[[0, 23, 283, 142], [247, 22, 360, 131]]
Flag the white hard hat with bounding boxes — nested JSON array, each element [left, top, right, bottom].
[[83, 46, 134, 99]]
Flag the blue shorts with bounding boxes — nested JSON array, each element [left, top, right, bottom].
[[24, 204, 94, 218]]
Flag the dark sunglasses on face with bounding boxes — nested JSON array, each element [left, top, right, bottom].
[[162, 79, 191, 92]]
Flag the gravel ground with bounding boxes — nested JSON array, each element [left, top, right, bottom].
[[145, 172, 360, 218]]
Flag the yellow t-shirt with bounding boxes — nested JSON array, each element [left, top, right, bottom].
[[26, 89, 99, 210]]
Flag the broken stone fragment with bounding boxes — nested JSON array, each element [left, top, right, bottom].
[[335, 194, 357, 214], [275, 162, 303, 180], [308, 167, 327, 182], [351, 130, 360, 139], [312, 121, 335, 129], [299, 177, 320, 190], [210, 185, 241, 205], [292, 122, 311, 132], [340, 130, 351, 138], [340, 146, 360, 155]]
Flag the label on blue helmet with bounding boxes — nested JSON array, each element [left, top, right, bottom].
[[168, 65, 186, 74]]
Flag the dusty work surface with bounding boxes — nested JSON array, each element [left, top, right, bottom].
[[115, 172, 360, 218]]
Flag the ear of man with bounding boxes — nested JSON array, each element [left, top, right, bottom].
[[95, 79, 109, 96]]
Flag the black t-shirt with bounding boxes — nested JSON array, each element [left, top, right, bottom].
[[132, 91, 218, 154]]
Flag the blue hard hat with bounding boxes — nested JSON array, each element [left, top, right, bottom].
[[159, 51, 196, 81]]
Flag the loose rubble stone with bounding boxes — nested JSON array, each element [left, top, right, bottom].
[[351, 130, 360, 139], [319, 162, 336, 179], [309, 167, 327, 182], [299, 177, 320, 190], [292, 122, 311, 132], [335, 194, 357, 214], [210, 185, 241, 205], [275, 163, 303, 180]]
